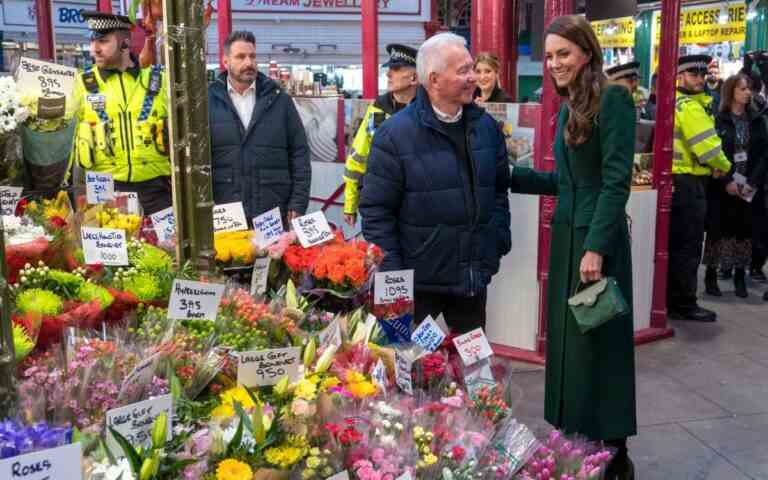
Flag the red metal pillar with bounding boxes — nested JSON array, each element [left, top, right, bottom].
[[35, 0, 55, 61], [645, 0, 680, 341], [423, 0, 444, 39], [218, 0, 232, 71], [96, 0, 112, 13], [534, 0, 572, 357], [472, 0, 519, 99], [361, 0, 379, 99]]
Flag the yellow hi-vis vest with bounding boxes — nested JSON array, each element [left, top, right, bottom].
[[74, 63, 171, 183], [673, 91, 732, 176], [343, 101, 389, 214]]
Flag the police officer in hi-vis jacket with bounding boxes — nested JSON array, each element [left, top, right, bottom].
[[74, 11, 171, 215], [668, 54, 733, 322]]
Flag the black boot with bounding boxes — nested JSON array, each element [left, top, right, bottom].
[[604, 439, 634, 480], [735, 268, 749, 298], [705, 267, 722, 296]]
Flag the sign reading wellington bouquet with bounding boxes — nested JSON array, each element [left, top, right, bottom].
[[106, 395, 173, 456], [0, 186, 23, 216], [374, 270, 414, 305], [292, 211, 334, 247], [213, 202, 248, 233], [253, 206, 284, 248], [168, 280, 225, 320], [237, 346, 301, 387], [0, 442, 82, 480], [81, 227, 129, 266], [16, 57, 77, 98], [85, 171, 115, 204]]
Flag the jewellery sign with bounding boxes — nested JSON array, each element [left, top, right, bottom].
[[231, 0, 427, 20]]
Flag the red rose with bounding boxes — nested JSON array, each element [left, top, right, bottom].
[[14, 198, 29, 216]]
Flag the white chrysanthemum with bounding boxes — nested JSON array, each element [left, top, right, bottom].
[[89, 458, 135, 480]]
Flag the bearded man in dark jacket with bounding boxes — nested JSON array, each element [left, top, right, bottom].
[[359, 33, 511, 334], [209, 31, 311, 223]]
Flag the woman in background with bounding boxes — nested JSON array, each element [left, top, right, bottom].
[[473, 52, 514, 103]]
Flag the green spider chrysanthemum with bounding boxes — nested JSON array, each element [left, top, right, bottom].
[[77, 282, 114, 309], [15, 288, 64, 316], [13, 323, 35, 360], [129, 243, 173, 273], [123, 272, 162, 302], [45, 269, 85, 298]]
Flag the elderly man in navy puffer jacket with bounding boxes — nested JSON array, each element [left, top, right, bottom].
[[359, 33, 511, 334]]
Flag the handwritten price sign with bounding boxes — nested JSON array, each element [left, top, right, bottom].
[[85, 171, 115, 204], [237, 347, 301, 387], [81, 227, 129, 266], [291, 211, 334, 247], [0, 443, 82, 480], [0, 186, 23, 216], [213, 202, 248, 233], [250, 256, 271, 296], [410, 315, 446, 352], [252, 206, 284, 248], [452, 328, 494, 366], [374, 270, 414, 305], [150, 207, 176, 243], [106, 395, 173, 456], [167, 280, 225, 320], [15, 57, 77, 98]]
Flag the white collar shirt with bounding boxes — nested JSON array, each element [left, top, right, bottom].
[[432, 104, 463, 123], [228, 79, 257, 128]]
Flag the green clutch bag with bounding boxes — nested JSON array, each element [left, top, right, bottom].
[[567, 277, 629, 334]]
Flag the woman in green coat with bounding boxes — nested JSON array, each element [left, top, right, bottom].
[[509, 16, 636, 479]]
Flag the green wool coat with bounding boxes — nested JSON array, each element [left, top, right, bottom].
[[510, 85, 637, 441]]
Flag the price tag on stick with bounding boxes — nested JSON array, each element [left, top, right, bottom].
[[237, 347, 302, 387], [291, 211, 334, 247], [167, 280, 225, 320], [0, 442, 83, 480], [252, 206, 284, 248], [251, 256, 271, 296], [395, 350, 413, 395], [453, 328, 494, 366], [213, 202, 248, 233], [411, 315, 446, 352], [374, 270, 414, 304], [85, 171, 115, 204], [150, 207, 176, 243], [81, 227, 129, 266], [105, 395, 173, 456], [0, 186, 22, 216]]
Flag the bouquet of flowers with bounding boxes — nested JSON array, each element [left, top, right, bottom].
[[515, 430, 613, 480], [0, 76, 28, 183], [0, 418, 72, 459]]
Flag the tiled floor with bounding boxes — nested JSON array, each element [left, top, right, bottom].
[[510, 273, 768, 479]]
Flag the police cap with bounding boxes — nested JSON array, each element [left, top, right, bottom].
[[605, 61, 640, 81], [383, 44, 417, 68], [678, 54, 712, 75], [81, 11, 133, 40]]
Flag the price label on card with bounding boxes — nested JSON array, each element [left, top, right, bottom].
[[252, 207, 284, 248], [411, 315, 446, 352], [213, 202, 248, 233], [0, 186, 22, 216], [395, 351, 413, 395], [115, 191, 141, 215], [250, 256, 271, 296], [0, 442, 83, 480], [81, 227, 129, 266], [85, 171, 115, 204], [453, 328, 494, 366], [371, 358, 387, 392], [327, 471, 350, 480], [291, 211, 334, 247], [106, 395, 173, 456], [374, 270, 414, 304], [396, 472, 413, 480], [151, 207, 176, 243], [318, 319, 343, 350], [118, 351, 162, 401], [167, 280, 225, 320], [15, 57, 77, 98], [237, 347, 301, 387]]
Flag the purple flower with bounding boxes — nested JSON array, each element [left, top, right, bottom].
[[0, 419, 72, 459]]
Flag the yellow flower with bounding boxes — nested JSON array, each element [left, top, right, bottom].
[[424, 454, 438, 465], [348, 381, 378, 399], [320, 376, 340, 391], [211, 403, 235, 419], [216, 458, 253, 480], [306, 456, 321, 469], [212, 386, 256, 419], [346, 371, 366, 384], [294, 379, 317, 401], [265, 444, 307, 469]]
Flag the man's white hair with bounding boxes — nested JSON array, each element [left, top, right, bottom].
[[416, 33, 468, 86]]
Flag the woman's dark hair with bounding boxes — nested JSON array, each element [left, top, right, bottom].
[[545, 15, 606, 147], [224, 31, 256, 54], [719, 73, 752, 114]]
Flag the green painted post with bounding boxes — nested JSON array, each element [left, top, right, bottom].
[[746, 0, 767, 52], [634, 9, 654, 88]]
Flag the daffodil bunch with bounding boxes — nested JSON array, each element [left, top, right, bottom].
[[96, 207, 142, 237], [215, 231, 256, 265], [413, 425, 438, 470]]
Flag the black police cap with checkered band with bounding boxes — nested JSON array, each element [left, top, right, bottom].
[[81, 11, 133, 40]]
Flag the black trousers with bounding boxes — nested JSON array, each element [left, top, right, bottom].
[[114, 176, 172, 216], [414, 290, 487, 334], [668, 175, 708, 311]]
